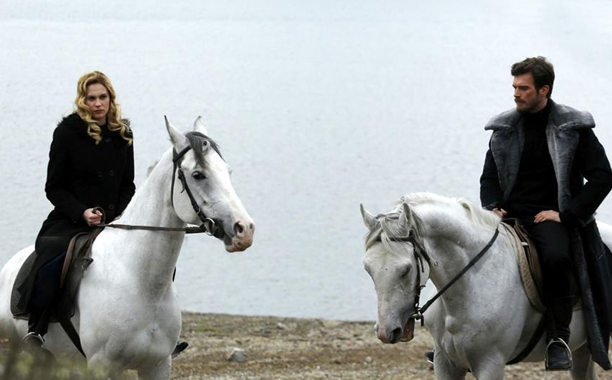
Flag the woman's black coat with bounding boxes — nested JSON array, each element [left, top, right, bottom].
[[16, 113, 135, 313]]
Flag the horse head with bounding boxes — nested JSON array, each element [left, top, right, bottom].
[[165, 116, 255, 252], [361, 202, 429, 344]]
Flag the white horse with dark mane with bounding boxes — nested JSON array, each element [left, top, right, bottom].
[[0, 118, 255, 379], [361, 192, 612, 380]]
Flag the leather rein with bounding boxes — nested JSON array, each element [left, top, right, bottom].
[[389, 227, 500, 326], [99, 145, 221, 236]]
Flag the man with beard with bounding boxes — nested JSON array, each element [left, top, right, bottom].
[[480, 56, 612, 370]]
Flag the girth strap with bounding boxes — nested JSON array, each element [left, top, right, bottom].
[[506, 315, 547, 365]]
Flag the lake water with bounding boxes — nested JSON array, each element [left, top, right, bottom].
[[1, 0, 612, 321]]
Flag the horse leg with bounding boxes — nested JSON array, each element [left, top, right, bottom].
[[433, 351, 468, 380], [570, 343, 598, 380], [137, 356, 171, 380], [470, 363, 505, 380], [86, 353, 123, 378]]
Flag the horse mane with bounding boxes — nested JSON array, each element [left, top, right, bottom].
[[398, 192, 499, 230], [146, 160, 159, 177], [185, 131, 224, 167], [365, 192, 499, 251]]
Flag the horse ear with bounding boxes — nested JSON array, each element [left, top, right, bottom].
[[193, 116, 208, 135], [401, 202, 412, 226], [165, 116, 186, 147], [360, 204, 376, 229]]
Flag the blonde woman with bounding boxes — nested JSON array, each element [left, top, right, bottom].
[[18, 71, 135, 350]]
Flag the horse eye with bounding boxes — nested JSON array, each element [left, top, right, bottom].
[[192, 171, 206, 180], [400, 265, 412, 278]]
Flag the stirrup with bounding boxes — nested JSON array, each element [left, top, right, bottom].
[[425, 350, 434, 366], [21, 332, 45, 345], [545, 338, 572, 370]]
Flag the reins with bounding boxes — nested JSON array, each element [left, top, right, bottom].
[[99, 222, 214, 234], [390, 227, 500, 326], [96, 141, 221, 237]]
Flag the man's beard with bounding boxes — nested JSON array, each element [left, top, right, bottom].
[[515, 95, 542, 113]]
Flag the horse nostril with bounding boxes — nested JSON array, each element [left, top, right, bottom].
[[249, 223, 254, 231], [390, 327, 402, 343], [234, 222, 244, 235]]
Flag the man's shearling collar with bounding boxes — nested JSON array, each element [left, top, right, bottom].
[[485, 100, 595, 131]]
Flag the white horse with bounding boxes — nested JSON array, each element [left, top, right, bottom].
[[0, 117, 255, 379], [361, 192, 612, 380]]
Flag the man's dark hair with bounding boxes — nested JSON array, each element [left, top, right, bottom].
[[511, 56, 555, 98]]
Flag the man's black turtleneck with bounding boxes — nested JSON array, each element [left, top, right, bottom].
[[506, 101, 559, 220]]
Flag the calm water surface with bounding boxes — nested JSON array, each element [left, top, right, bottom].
[[1, 0, 612, 320]]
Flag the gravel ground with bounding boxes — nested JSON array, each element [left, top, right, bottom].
[[3, 312, 612, 379], [170, 313, 612, 380]]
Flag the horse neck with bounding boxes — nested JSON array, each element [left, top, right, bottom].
[[108, 150, 186, 287], [417, 205, 507, 297]]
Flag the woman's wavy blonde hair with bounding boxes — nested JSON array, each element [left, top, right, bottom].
[[74, 71, 132, 145]]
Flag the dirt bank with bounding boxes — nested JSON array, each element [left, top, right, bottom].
[[2, 312, 610, 379]]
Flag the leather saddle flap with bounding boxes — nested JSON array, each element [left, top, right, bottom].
[[501, 219, 546, 312], [11, 229, 102, 319]]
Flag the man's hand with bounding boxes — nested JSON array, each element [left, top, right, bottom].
[[83, 208, 103, 226], [534, 210, 560, 223], [492, 208, 507, 219]]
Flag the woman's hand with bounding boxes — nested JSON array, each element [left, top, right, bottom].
[[534, 210, 560, 223], [83, 208, 103, 226]]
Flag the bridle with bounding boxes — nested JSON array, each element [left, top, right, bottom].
[[387, 226, 500, 327], [100, 144, 222, 237], [171, 145, 221, 237]]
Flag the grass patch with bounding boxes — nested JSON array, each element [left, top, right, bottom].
[[0, 341, 128, 380]]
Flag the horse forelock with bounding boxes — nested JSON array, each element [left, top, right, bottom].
[[185, 131, 224, 167], [364, 208, 423, 257]]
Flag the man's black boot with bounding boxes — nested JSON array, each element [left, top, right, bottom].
[[545, 297, 573, 371], [172, 341, 189, 358], [546, 330, 571, 370]]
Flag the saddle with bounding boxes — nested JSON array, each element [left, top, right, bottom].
[[11, 229, 102, 321], [500, 220, 546, 312], [501, 219, 580, 313]]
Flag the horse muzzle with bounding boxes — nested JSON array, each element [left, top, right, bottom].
[[376, 317, 415, 344], [224, 220, 255, 252]]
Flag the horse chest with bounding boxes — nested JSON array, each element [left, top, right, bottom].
[[85, 312, 180, 367]]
